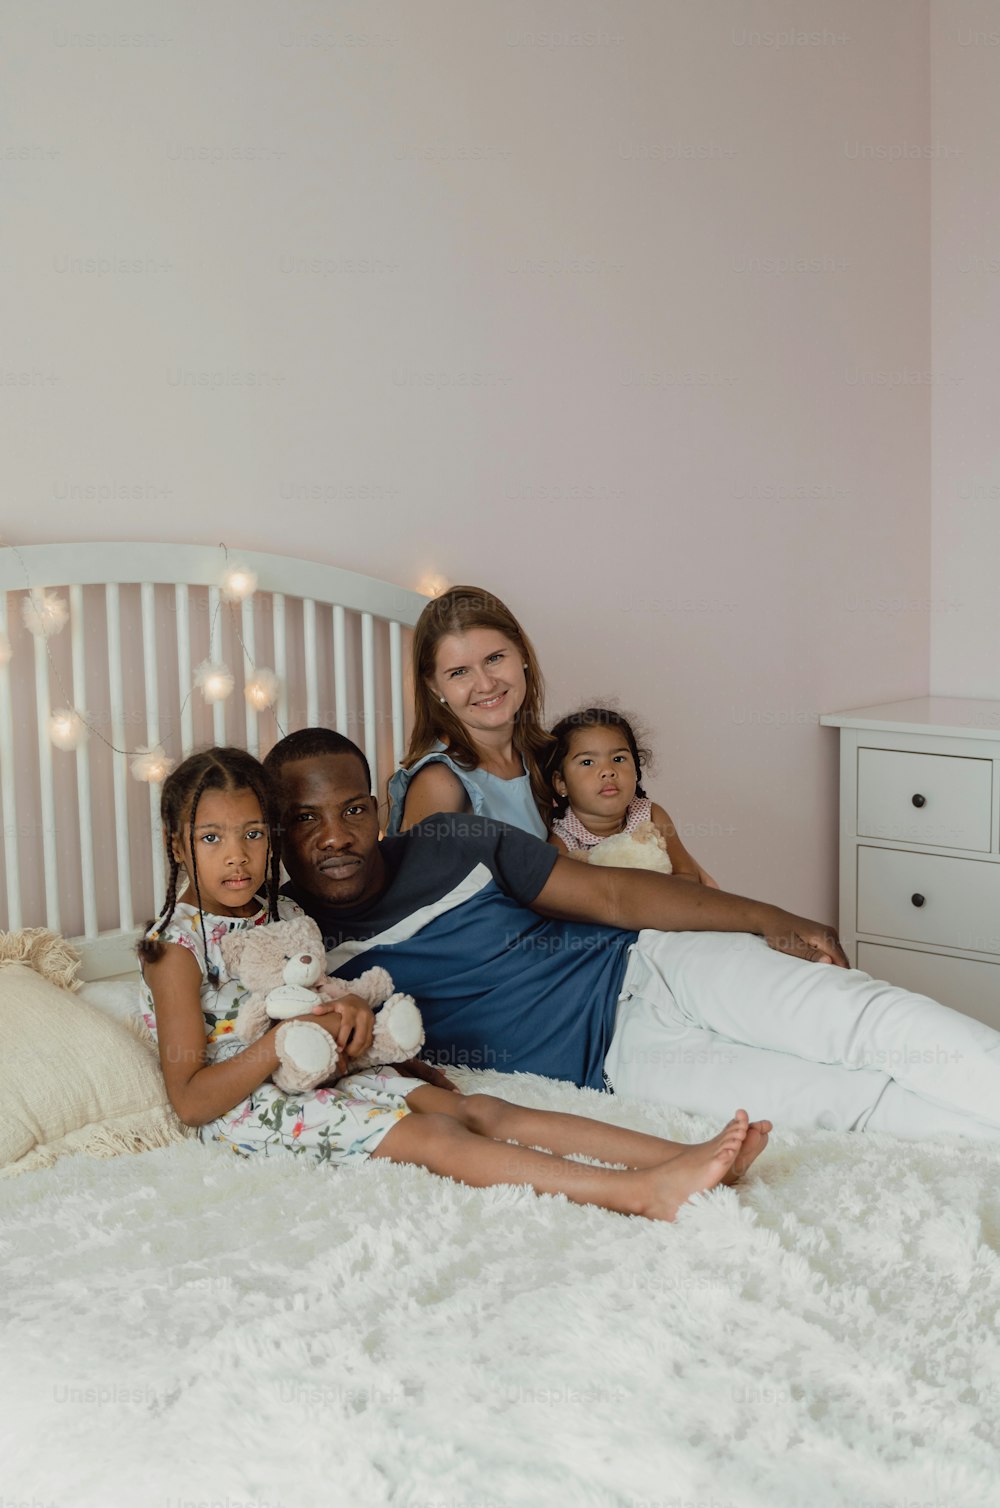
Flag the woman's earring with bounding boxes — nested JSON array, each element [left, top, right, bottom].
[[439, 695, 447, 705]]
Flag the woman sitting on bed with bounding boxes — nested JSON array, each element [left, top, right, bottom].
[[385, 585, 552, 838]]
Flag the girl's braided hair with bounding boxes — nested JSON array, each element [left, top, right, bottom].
[[137, 746, 281, 980], [543, 707, 652, 824]]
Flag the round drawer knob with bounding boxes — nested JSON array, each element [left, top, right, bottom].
[[911, 893, 926, 908], [911, 794, 926, 808]]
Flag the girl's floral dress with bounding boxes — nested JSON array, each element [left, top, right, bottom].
[[139, 901, 424, 1164]]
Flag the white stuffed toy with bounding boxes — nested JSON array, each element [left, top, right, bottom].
[[586, 820, 673, 874], [220, 915, 424, 1096]]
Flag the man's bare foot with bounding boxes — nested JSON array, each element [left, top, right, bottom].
[[722, 1118, 772, 1185], [637, 1110, 749, 1221]]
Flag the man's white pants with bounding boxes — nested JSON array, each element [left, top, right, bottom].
[[603, 931, 1000, 1139]]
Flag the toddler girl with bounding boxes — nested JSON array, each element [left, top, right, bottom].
[[140, 745, 769, 1218], [546, 708, 719, 887]]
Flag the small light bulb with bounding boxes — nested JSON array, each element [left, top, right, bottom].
[[245, 668, 279, 711], [49, 708, 88, 751], [130, 745, 177, 784], [194, 659, 235, 704], [22, 589, 69, 638], [220, 563, 258, 602]]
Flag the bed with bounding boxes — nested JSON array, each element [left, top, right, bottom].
[[2, 541, 1000, 1508]]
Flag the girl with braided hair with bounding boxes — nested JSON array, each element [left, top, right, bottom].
[[139, 746, 282, 979]]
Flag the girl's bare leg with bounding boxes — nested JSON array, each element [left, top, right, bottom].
[[403, 1086, 770, 1182], [370, 1110, 749, 1222]]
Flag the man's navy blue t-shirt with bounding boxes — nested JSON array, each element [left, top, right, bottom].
[[282, 813, 637, 1090]]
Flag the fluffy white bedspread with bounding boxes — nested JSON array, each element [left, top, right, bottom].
[[3, 1067, 1000, 1508]]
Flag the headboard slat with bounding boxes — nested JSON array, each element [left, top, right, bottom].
[[0, 593, 21, 930], [361, 611, 377, 798], [304, 598, 319, 728], [332, 605, 348, 734], [176, 584, 193, 754], [242, 596, 258, 758], [208, 586, 225, 745], [141, 584, 164, 917], [105, 583, 134, 932], [70, 585, 98, 938], [33, 625, 60, 933], [273, 593, 289, 731], [390, 621, 404, 770]]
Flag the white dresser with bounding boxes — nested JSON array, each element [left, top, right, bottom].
[[821, 697, 1000, 1031]]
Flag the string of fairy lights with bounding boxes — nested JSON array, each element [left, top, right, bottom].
[[0, 551, 281, 784]]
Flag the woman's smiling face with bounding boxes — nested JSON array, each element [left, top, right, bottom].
[[428, 627, 527, 738]]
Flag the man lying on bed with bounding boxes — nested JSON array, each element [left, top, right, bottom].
[[267, 727, 1000, 1141]]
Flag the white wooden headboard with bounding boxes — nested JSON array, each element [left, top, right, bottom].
[[0, 542, 427, 979]]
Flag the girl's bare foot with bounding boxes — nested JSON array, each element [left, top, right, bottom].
[[637, 1110, 749, 1221], [723, 1118, 772, 1185]]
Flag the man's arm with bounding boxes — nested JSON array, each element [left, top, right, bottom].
[[529, 854, 848, 966]]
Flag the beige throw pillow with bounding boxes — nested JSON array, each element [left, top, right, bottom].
[[0, 934, 193, 1176]]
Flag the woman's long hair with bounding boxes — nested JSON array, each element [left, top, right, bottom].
[[402, 584, 553, 822]]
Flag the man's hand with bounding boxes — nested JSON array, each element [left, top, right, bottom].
[[307, 993, 376, 1058], [759, 907, 848, 967], [395, 1056, 460, 1092]]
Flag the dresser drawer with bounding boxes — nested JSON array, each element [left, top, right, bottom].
[[857, 748, 992, 851], [857, 942, 1000, 1032], [857, 845, 1000, 953]]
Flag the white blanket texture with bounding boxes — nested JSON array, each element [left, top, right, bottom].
[[3, 1066, 999, 1508]]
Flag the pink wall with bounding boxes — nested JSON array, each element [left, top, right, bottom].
[[2, 2, 932, 921], [930, 1, 1000, 696]]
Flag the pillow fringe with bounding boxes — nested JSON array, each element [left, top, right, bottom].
[[1, 1105, 194, 1178], [120, 1011, 156, 1050], [0, 928, 82, 991], [79, 1107, 194, 1159]]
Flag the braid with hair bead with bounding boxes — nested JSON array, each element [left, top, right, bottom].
[[264, 796, 281, 922], [137, 785, 189, 966], [184, 768, 216, 983]]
